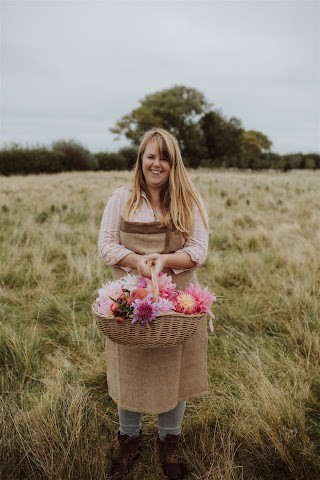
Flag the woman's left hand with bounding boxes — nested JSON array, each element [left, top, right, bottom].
[[144, 253, 167, 276]]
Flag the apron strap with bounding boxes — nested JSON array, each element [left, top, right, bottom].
[[164, 221, 176, 254]]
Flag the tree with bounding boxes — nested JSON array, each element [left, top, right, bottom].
[[110, 85, 212, 167], [52, 140, 98, 171], [200, 111, 243, 166], [241, 130, 272, 155], [238, 130, 273, 169], [118, 146, 138, 170]]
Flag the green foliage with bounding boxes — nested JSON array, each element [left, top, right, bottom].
[[51, 140, 98, 171], [229, 152, 320, 171], [95, 151, 127, 171], [0, 145, 68, 175], [118, 146, 137, 170], [241, 129, 272, 154], [110, 85, 212, 168], [0, 142, 319, 175], [0, 141, 98, 175], [109, 84, 285, 170], [281, 153, 320, 171], [201, 111, 243, 167], [95, 146, 137, 171]]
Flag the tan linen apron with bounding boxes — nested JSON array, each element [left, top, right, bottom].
[[106, 220, 208, 414]]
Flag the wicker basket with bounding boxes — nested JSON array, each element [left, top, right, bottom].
[[92, 268, 205, 348]]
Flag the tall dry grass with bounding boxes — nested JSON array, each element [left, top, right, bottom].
[[0, 170, 319, 479]]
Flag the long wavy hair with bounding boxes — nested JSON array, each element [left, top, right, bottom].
[[123, 128, 209, 238]]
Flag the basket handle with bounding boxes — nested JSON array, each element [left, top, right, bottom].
[[150, 266, 159, 302]]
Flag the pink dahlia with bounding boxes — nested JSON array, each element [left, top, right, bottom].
[[156, 272, 176, 300], [173, 292, 197, 314], [184, 284, 216, 315], [156, 297, 175, 314], [132, 293, 161, 326]]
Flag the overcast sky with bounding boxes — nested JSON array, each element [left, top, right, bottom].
[[1, 0, 319, 154]]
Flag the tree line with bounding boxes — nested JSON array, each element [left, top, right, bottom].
[[0, 141, 138, 176], [1, 85, 319, 175]]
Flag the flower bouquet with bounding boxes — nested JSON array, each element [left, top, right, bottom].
[[92, 268, 216, 348]]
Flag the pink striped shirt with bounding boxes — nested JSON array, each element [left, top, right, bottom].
[[98, 185, 209, 274]]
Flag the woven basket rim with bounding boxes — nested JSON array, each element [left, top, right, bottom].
[[92, 301, 205, 320]]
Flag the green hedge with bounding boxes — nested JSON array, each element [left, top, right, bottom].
[[0, 147, 69, 175], [201, 152, 320, 170], [95, 147, 137, 171], [52, 141, 98, 171], [0, 142, 318, 175], [0, 141, 98, 175]]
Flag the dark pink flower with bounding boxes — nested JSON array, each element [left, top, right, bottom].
[[132, 293, 161, 326]]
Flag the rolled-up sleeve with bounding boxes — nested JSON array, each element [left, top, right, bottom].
[[172, 197, 209, 274], [98, 188, 134, 266]]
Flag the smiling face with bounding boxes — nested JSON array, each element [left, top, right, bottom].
[[141, 139, 171, 192]]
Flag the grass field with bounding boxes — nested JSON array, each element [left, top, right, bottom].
[[0, 170, 319, 480]]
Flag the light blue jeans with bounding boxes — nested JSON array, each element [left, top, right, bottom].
[[118, 401, 187, 440]]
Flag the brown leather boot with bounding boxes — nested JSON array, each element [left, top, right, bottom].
[[158, 434, 188, 479], [110, 431, 141, 480]]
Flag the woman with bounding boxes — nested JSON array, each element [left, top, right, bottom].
[[98, 128, 210, 480]]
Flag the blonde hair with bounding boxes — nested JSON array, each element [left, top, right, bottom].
[[124, 127, 209, 238]]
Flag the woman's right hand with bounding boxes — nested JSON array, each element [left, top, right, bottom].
[[136, 255, 152, 278]]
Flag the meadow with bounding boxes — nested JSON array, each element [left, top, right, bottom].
[[0, 170, 319, 480]]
